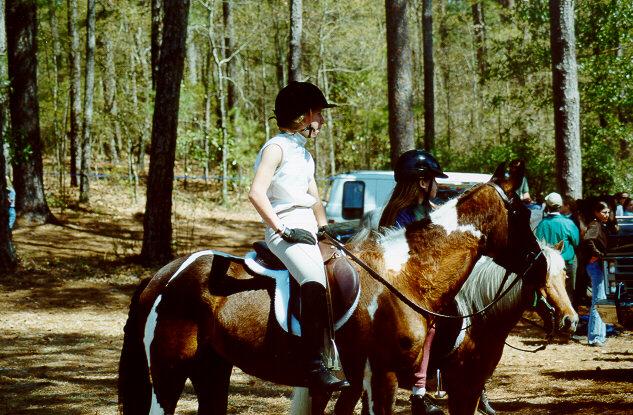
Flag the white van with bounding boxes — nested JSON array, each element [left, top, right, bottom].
[[324, 170, 492, 224]]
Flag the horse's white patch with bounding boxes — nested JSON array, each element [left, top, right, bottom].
[[367, 293, 380, 321], [363, 360, 376, 415], [167, 250, 235, 286], [546, 246, 566, 277], [430, 198, 482, 238], [143, 295, 165, 415], [378, 228, 409, 272]]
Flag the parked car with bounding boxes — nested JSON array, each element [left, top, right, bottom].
[[323, 170, 492, 241]]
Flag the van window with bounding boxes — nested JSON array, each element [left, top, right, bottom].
[[342, 181, 365, 220]]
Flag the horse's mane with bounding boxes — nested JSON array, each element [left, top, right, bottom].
[[456, 243, 564, 320]]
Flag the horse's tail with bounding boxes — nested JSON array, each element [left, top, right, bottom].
[[289, 387, 311, 415], [118, 278, 152, 415]]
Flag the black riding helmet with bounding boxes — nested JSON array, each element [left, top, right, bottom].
[[394, 149, 448, 182], [274, 81, 335, 129]]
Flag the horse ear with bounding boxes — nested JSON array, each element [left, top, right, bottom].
[[491, 159, 524, 195], [491, 162, 507, 181], [554, 240, 564, 252]]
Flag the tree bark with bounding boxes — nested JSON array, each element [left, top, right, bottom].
[[67, 0, 81, 187], [0, 0, 17, 272], [223, 0, 237, 116], [141, 0, 190, 265], [386, 0, 414, 166], [288, 0, 302, 82], [549, 0, 582, 199], [103, 38, 121, 163], [471, 1, 488, 84], [422, 0, 435, 152], [79, 0, 96, 203], [6, 0, 55, 225], [151, 0, 163, 89]]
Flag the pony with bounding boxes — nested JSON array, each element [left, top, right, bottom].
[[291, 243, 577, 414], [118, 161, 544, 415]]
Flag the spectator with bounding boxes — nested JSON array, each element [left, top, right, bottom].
[[6, 176, 15, 230], [535, 192, 580, 304], [614, 192, 629, 216], [580, 200, 610, 347], [624, 197, 633, 216]]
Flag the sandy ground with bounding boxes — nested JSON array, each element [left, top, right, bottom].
[[0, 182, 632, 414]]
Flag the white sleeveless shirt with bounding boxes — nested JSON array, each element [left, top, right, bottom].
[[254, 132, 316, 213]]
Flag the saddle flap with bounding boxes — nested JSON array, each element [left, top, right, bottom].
[[327, 255, 360, 321], [252, 241, 286, 270]]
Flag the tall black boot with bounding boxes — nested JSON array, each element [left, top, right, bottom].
[[478, 388, 496, 415], [300, 281, 350, 392]]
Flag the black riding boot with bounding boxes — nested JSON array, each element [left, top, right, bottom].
[[478, 388, 496, 415], [410, 394, 444, 415], [300, 281, 350, 392]]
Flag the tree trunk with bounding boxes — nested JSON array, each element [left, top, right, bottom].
[[203, 37, 212, 181], [141, 0, 190, 265], [0, 0, 17, 272], [186, 28, 197, 85], [151, 0, 163, 89], [103, 38, 121, 163], [288, 0, 302, 82], [271, 1, 286, 89], [79, 0, 96, 203], [386, 0, 414, 166], [223, 0, 237, 117], [49, 2, 64, 172], [422, 0, 435, 152], [6, 0, 55, 225], [471, 1, 488, 84], [438, 0, 452, 148], [549, 0, 582, 199], [67, 0, 81, 187]]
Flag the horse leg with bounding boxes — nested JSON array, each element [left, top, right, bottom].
[[149, 358, 189, 415], [363, 365, 398, 415], [310, 388, 333, 415], [333, 381, 363, 415], [190, 349, 233, 415]]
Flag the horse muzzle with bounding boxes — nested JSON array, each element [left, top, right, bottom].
[[559, 313, 579, 334]]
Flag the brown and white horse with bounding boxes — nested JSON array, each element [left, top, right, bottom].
[[117, 161, 544, 415], [424, 243, 578, 415]]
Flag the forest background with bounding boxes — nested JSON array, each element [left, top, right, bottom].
[[1, 0, 632, 265]]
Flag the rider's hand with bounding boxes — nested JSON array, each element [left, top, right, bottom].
[[317, 224, 335, 240], [280, 227, 317, 245]]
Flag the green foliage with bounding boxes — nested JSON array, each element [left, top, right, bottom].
[[28, 0, 633, 202]]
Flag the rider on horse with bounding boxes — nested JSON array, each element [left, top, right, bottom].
[[248, 81, 350, 392], [379, 149, 447, 415]]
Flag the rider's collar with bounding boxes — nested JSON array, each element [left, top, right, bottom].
[[282, 131, 307, 147]]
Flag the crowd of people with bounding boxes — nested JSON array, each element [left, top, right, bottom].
[[525, 187, 630, 349]]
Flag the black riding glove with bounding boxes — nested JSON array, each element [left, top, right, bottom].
[[280, 227, 317, 245], [317, 224, 335, 240]]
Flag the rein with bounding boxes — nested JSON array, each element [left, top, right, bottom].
[[322, 232, 543, 321]]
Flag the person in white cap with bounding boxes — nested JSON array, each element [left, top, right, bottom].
[[535, 192, 580, 301]]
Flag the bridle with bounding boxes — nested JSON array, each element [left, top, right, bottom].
[[322, 182, 545, 321]]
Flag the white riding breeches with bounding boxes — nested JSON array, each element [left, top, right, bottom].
[[265, 207, 326, 287]]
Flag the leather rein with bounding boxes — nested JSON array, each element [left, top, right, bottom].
[[322, 183, 544, 321]]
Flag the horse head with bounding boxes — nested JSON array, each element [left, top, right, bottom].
[[533, 242, 579, 335], [457, 159, 547, 283]]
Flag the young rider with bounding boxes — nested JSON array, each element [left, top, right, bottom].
[[248, 81, 349, 392], [379, 149, 447, 415]]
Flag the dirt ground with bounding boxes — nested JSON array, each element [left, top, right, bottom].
[[0, 181, 632, 414]]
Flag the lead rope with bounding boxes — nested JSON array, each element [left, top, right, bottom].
[[322, 232, 543, 320]]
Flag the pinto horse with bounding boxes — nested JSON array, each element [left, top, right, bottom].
[[118, 161, 544, 415], [307, 243, 578, 415]]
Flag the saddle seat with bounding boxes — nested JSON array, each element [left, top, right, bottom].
[[245, 240, 361, 335]]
